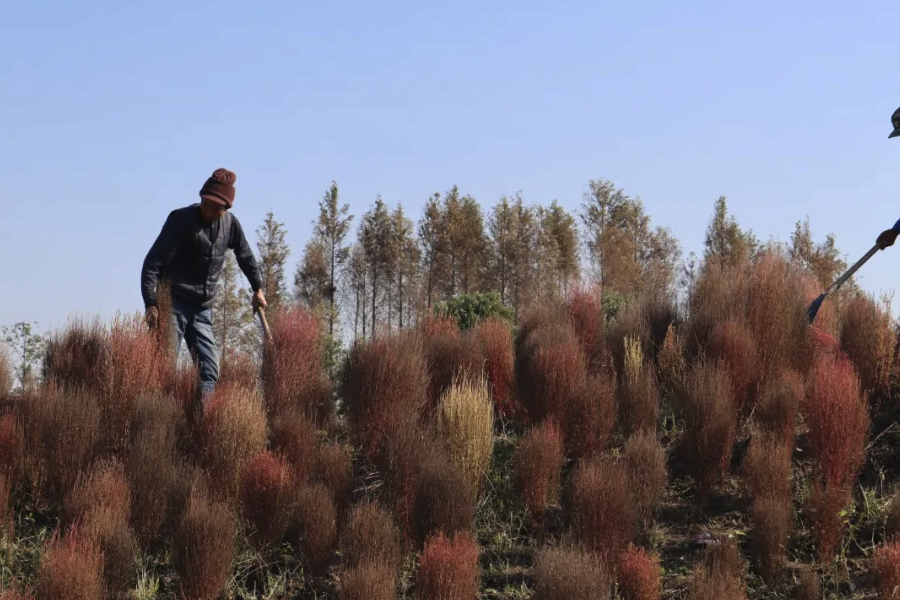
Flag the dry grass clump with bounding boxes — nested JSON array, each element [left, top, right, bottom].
[[869, 537, 900, 600], [338, 558, 398, 600], [33, 528, 104, 600], [512, 419, 564, 526], [564, 456, 635, 572], [656, 323, 688, 401], [616, 543, 661, 600], [565, 372, 617, 459], [566, 286, 606, 374], [80, 506, 139, 598], [706, 319, 758, 414], [312, 440, 354, 518], [340, 332, 429, 461], [197, 383, 268, 503], [172, 488, 237, 600], [686, 257, 750, 354], [742, 432, 792, 504], [413, 450, 476, 549], [751, 495, 791, 585], [423, 326, 486, 411], [261, 305, 334, 425], [754, 368, 802, 448], [839, 292, 897, 396], [291, 482, 338, 580], [127, 416, 183, 549], [0, 473, 11, 535], [688, 536, 747, 600], [340, 501, 402, 572], [0, 413, 24, 486], [531, 543, 611, 600], [269, 411, 317, 485], [679, 360, 737, 502], [619, 335, 659, 436], [624, 430, 667, 532], [435, 373, 494, 497], [240, 450, 296, 547], [18, 385, 102, 504], [472, 316, 518, 419], [415, 530, 480, 600], [62, 458, 131, 530]]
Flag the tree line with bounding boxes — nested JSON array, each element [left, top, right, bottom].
[[212, 178, 850, 362]]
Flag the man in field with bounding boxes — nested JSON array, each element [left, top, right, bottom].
[[876, 106, 900, 249], [140, 167, 266, 411]]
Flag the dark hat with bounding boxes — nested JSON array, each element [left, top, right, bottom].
[[200, 168, 236, 207], [890, 106, 900, 139]]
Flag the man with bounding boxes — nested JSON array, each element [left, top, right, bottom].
[[876, 106, 900, 249], [141, 167, 266, 409]]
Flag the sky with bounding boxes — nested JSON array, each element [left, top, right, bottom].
[[2, 0, 900, 338]]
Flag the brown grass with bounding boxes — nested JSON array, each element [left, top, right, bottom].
[[413, 450, 476, 549], [126, 420, 181, 549], [172, 488, 237, 600], [18, 385, 102, 504], [807, 480, 852, 564], [415, 530, 480, 600], [839, 292, 897, 396], [270, 411, 317, 485], [566, 286, 606, 374], [619, 335, 659, 436], [531, 543, 611, 600], [0, 585, 34, 600], [566, 372, 617, 459], [197, 382, 268, 503], [340, 501, 402, 572], [686, 257, 750, 355], [240, 450, 296, 547], [340, 332, 429, 461], [706, 319, 758, 414], [793, 567, 821, 600], [512, 419, 565, 526], [755, 368, 802, 447], [435, 373, 494, 498], [81, 507, 138, 599], [742, 431, 792, 505], [0, 413, 23, 485], [261, 305, 334, 425], [0, 473, 10, 535], [802, 352, 869, 491], [564, 456, 636, 572], [472, 317, 519, 420], [62, 458, 131, 529], [680, 359, 738, 502], [616, 543, 661, 600], [291, 482, 338, 580], [338, 558, 398, 600], [657, 323, 688, 401], [33, 528, 104, 600], [751, 495, 792, 585], [688, 536, 747, 600], [870, 538, 900, 600], [312, 440, 354, 518], [424, 327, 486, 411], [624, 430, 668, 532]]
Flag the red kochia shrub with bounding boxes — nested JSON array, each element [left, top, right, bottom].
[[802, 352, 869, 491], [532, 544, 611, 600], [423, 327, 485, 409], [240, 451, 296, 547], [515, 320, 587, 427], [706, 319, 758, 414], [340, 332, 429, 461], [564, 456, 635, 573], [616, 543, 661, 600], [512, 419, 564, 526], [839, 292, 897, 396], [679, 359, 737, 502], [0, 585, 34, 600], [869, 537, 900, 600], [62, 459, 131, 529], [291, 483, 338, 580], [338, 558, 398, 600], [472, 317, 518, 419], [566, 373, 617, 459], [33, 528, 104, 600], [42, 318, 111, 394], [261, 306, 334, 425], [340, 501, 402, 572], [173, 490, 237, 600], [754, 368, 802, 448], [0, 413, 23, 484], [567, 286, 606, 373], [312, 441, 354, 519], [269, 411, 317, 485], [415, 530, 480, 600], [413, 452, 476, 549]]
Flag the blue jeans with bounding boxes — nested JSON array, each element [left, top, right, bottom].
[[171, 297, 219, 410]]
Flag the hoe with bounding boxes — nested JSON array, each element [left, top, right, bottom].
[[806, 243, 879, 325]]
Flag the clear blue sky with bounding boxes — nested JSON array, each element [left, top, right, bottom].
[[2, 0, 900, 336]]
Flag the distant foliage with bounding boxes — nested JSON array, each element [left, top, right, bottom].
[[435, 291, 514, 331]]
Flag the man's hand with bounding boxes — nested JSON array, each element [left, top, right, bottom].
[[877, 228, 899, 250], [145, 306, 159, 330], [252, 289, 267, 310]]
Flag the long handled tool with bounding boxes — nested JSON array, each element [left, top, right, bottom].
[[255, 305, 273, 345], [807, 243, 880, 324]]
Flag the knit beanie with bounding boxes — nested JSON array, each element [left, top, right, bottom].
[[199, 168, 236, 208]]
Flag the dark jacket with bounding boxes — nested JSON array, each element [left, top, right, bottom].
[[141, 203, 263, 310]]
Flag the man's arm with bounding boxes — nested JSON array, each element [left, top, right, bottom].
[[141, 211, 183, 307], [229, 215, 264, 292]]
